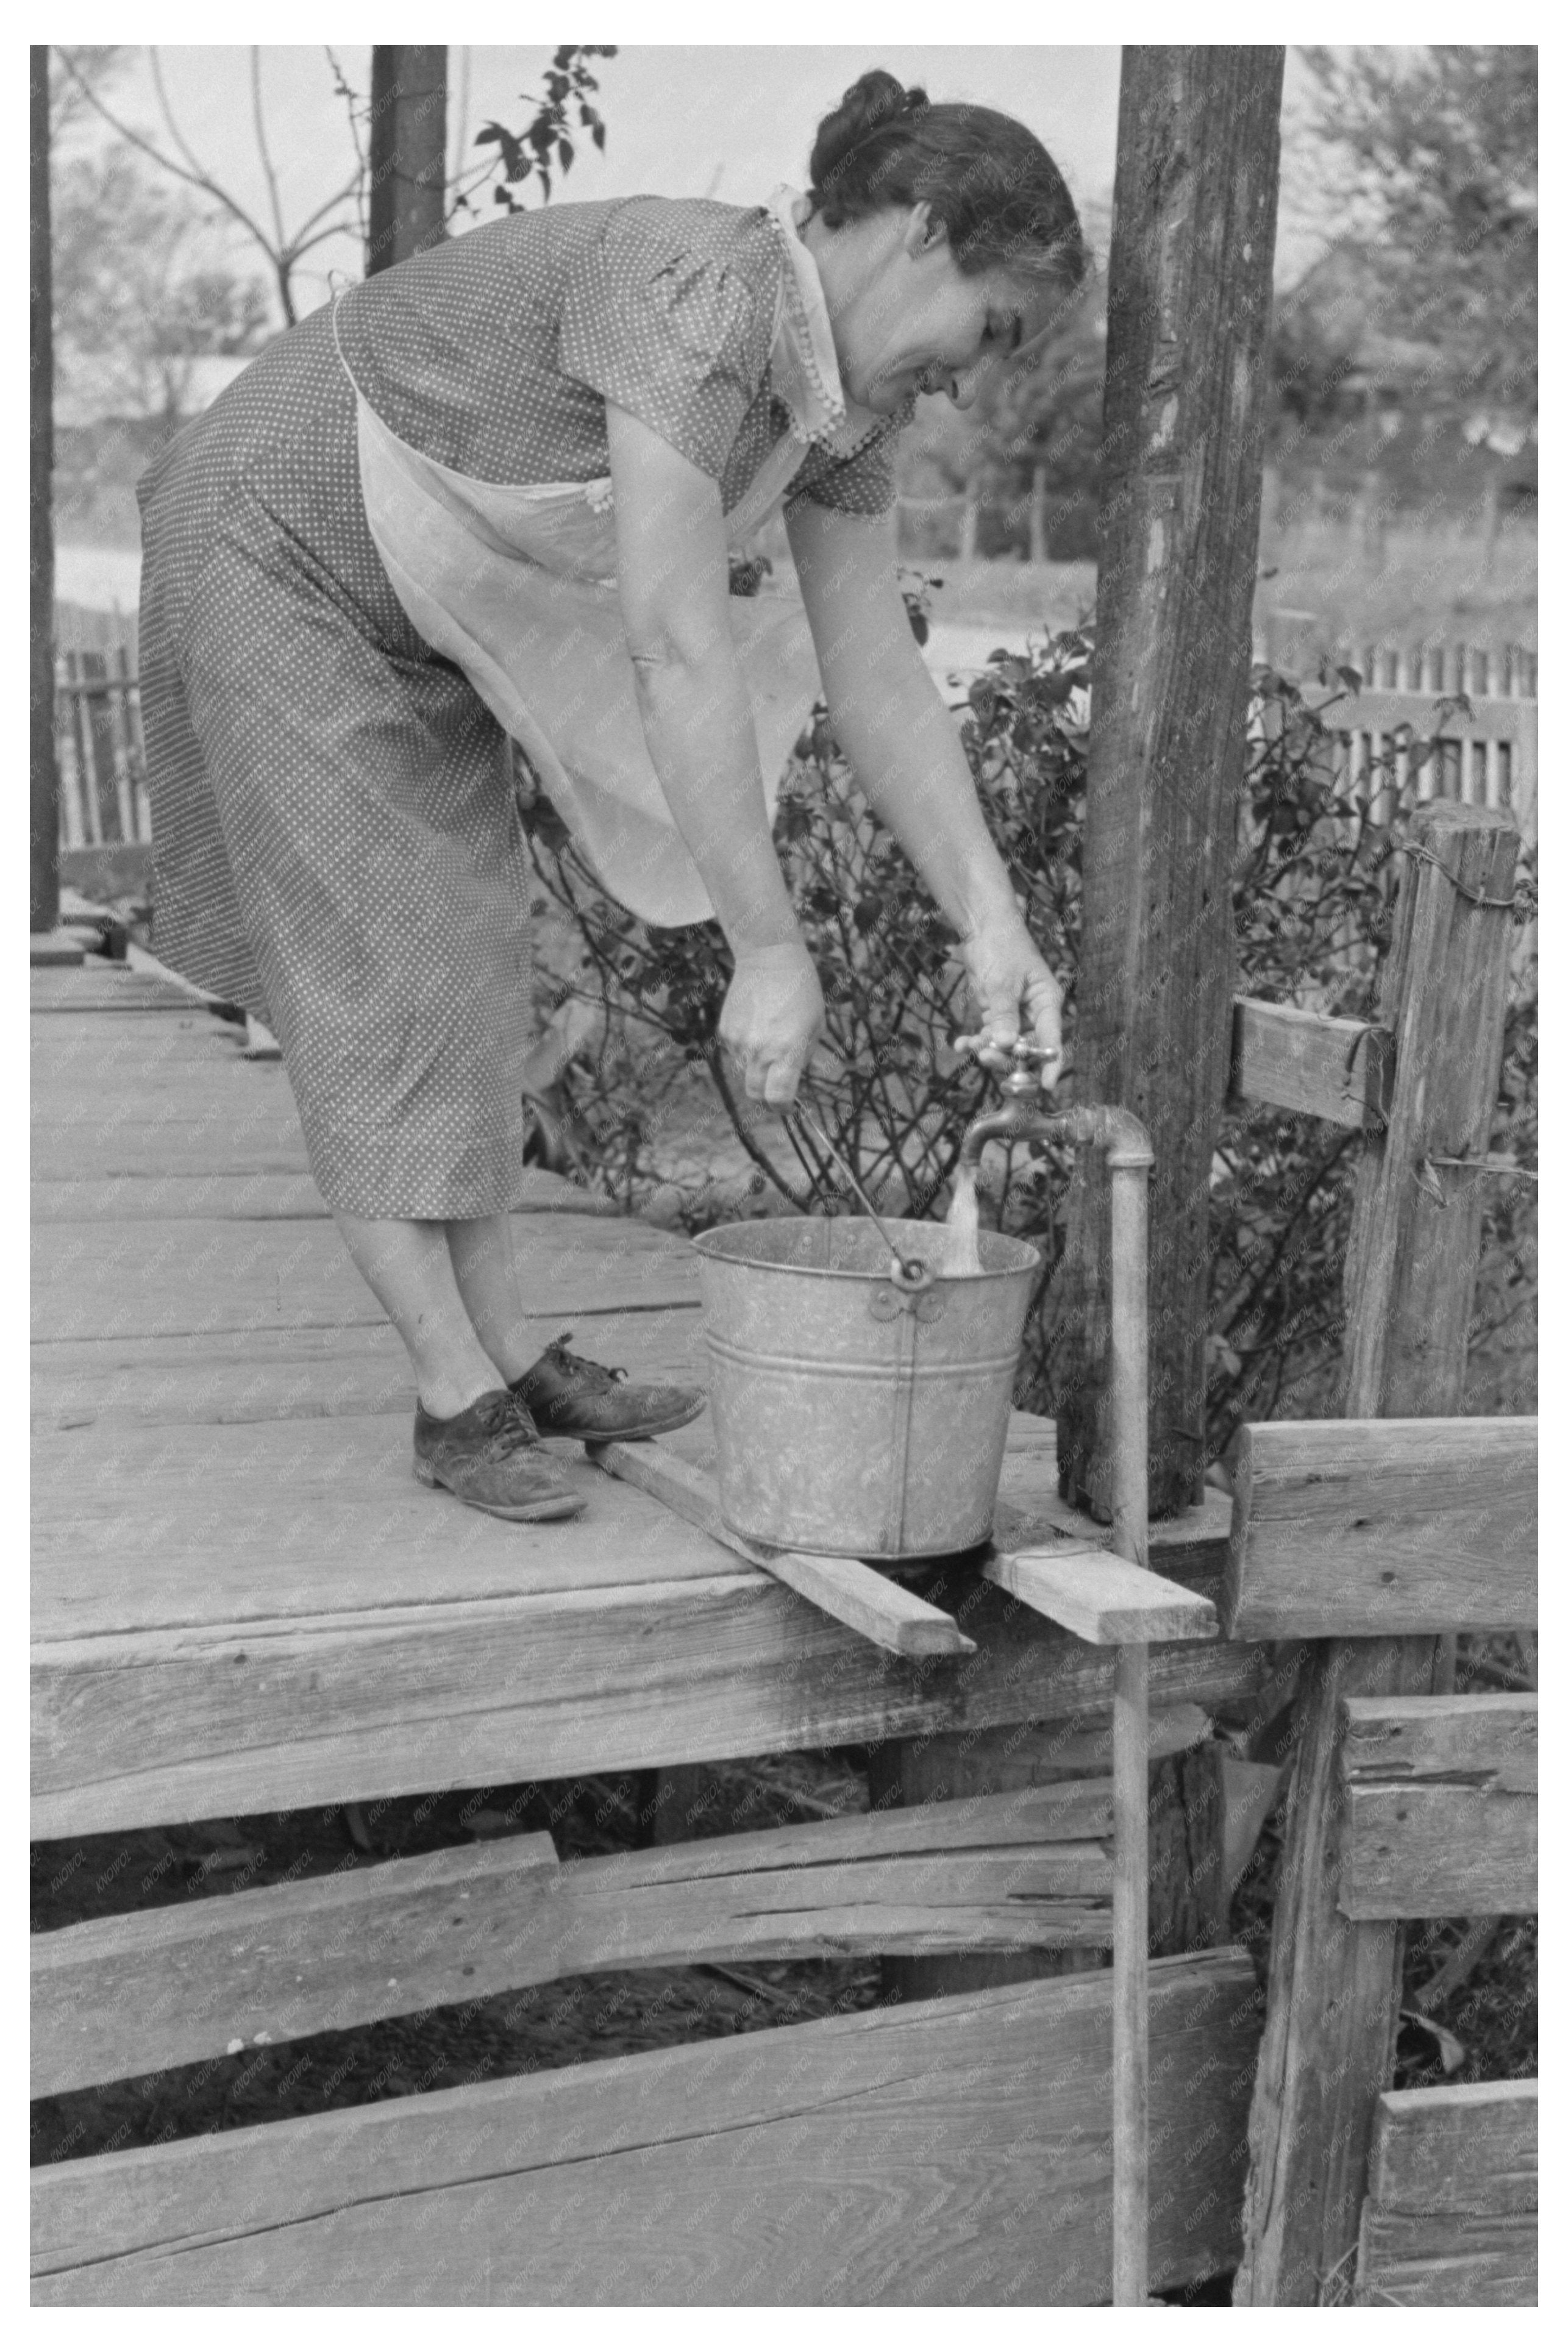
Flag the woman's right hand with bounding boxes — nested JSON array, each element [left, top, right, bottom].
[[719, 941, 825, 1105]]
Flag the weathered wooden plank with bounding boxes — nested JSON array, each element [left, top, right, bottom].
[[1355, 2208, 1537, 2306], [1310, 683, 1539, 747], [31, 1212, 702, 1339], [30, 1951, 1262, 2305], [1341, 1783, 1537, 1919], [1223, 1416, 1538, 1638], [31, 968, 192, 1014], [1229, 997, 1394, 1128], [31, 1313, 706, 1433], [986, 1545, 1219, 1645], [30, 1412, 735, 1635], [32, 1172, 332, 1222], [30, 1166, 617, 1224], [588, 1439, 973, 1658], [32, 1117, 316, 1181], [1234, 805, 1523, 2309], [32, 1788, 1117, 2096], [1051, 46, 1285, 1522], [1341, 1693, 1538, 1792], [31, 1568, 1279, 1839], [29, 931, 87, 969], [1367, 2081, 1537, 2217]]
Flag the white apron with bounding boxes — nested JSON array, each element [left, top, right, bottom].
[[349, 187, 880, 927]]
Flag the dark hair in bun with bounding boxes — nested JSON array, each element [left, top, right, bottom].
[[808, 67, 1088, 293]]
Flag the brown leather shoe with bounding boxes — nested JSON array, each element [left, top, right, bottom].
[[511, 1332, 705, 1443], [413, 1388, 585, 1522]]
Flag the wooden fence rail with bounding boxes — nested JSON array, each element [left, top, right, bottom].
[[52, 605, 150, 882]]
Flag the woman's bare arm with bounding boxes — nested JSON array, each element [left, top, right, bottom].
[[607, 402, 822, 1100], [786, 494, 1061, 1054], [606, 401, 799, 953]]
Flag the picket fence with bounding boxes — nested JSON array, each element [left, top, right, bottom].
[[51, 604, 1538, 877]]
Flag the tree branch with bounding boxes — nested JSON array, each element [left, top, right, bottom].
[[249, 46, 288, 257]]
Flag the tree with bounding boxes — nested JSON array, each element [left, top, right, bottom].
[[52, 144, 270, 425], [1296, 46, 1536, 421], [970, 277, 1108, 562], [55, 45, 361, 326]]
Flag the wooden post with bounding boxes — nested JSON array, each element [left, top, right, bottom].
[[1029, 464, 1049, 564], [367, 47, 448, 277], [1233, 802, 1521, 2305], [1048, 47, 1285, 1520], [959, 492, 980, 563], [30, 44, 60, 939], [1358, 468, 1386, 574]]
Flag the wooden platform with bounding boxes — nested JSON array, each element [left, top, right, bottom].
[[32, 955, 1255, 1840]]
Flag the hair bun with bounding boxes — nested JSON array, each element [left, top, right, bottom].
[[810, 68, 926, 187]]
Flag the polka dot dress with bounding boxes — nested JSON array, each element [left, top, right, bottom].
[[137, 198, 905, 1221]]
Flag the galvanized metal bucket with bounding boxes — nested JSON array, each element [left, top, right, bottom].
[[691, 1214, 1041, 1559]]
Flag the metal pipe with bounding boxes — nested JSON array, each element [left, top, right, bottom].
[[1112, 1634, 1150, 2307]]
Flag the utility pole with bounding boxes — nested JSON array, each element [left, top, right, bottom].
[[367, 47, 449, 277], [1049, 48, 1286, 1521]]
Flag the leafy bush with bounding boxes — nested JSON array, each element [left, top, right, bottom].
[[519, 628, 1536, 1454]]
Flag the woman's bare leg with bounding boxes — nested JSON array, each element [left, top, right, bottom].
[[333, 1211, 503, 1418], [445, 1213, 542, 1385]]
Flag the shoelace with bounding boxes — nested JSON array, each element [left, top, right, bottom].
[[539, 1331, 628, 1392], [470, 1389, 543, 1456]]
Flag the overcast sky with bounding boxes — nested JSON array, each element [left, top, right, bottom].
[[62, 43, 1330, 321]]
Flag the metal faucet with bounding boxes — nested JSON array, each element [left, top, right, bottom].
[[958, 1040, 1155, 1177], [957, 1039, 1155, 1566]]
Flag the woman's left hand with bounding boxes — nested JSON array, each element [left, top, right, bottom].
[[957, 921, 1064, 1078]]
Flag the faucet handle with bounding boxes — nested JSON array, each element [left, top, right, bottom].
[[957, 1033, 1062, 1094]]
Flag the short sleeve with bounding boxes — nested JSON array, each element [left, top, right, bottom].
[[557, 203, 771, 482], [785, 408, 911, 518]]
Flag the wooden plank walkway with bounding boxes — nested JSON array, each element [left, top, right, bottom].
[[32, 955, 1258, 1841]]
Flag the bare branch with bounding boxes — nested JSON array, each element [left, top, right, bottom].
[[62, 48, 277, 265], [249, 47, 288, 256], [287, 166, 365, 248]]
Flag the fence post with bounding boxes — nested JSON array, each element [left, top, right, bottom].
[[30, 45, 60, 940], [959, 493, 979, 563], [1029, 465, 1049, 565], [1357, 468, 1386, 574], [1233, 801, 1522, 2305]]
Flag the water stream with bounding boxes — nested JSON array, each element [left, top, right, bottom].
[[938, 1164, 985, 1277]]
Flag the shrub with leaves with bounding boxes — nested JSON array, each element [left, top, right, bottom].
[[520, 626, 1536, 1452]]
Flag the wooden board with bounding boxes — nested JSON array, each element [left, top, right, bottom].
[[1341, 1692, 1538, 1792], [32, 1786, 1116, 2096], [30, 1413, 744, 1634], [30, 1951, 1261, 2305], [32, 1117, 316, 1181], [1233, 810, 1527, 2309], [31, 1212, 702, 1340], [30, 1166, 618, 1224], [1340, 1783, 1537, 1919], [32, 1575, 1278, 1840], [1355, 2208, 1536, 2306], [1229, 997, 1394, 1128], [32, 968, 193, 1015], [985, 1544, 1219, 1644], [1366, 2081, 1537, 2217], [31, 1313, 708, 1434], [1223, 1416, 1538, 1637], [588, 1439, 974, 1658]]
